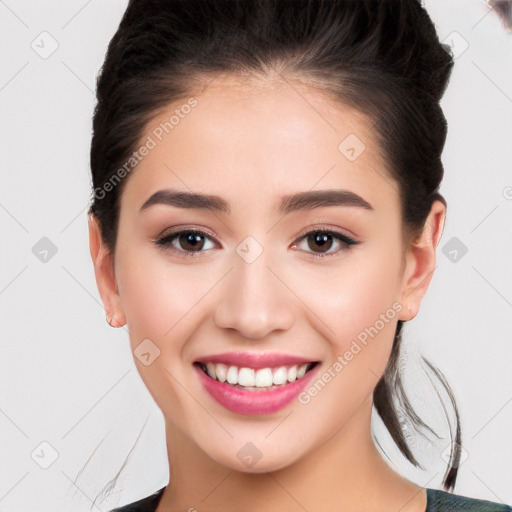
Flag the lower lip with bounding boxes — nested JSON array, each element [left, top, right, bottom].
[[195, 364, 319, 415]]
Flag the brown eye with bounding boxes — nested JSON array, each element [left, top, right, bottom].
[[307, 232, 335, 253], [155, 229, 216, 255], [177, 232, 207, 251], [293, 229, 359, 258]]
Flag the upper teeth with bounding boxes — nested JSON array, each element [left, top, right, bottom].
[[203, 362, 310, 387]]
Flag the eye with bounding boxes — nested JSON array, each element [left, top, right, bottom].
[[154, 229, 217, 256], [291, 229, 359, 257], [153, 227, 359, 258]]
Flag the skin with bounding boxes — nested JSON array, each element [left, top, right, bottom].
[[89, 73, 446, 512]]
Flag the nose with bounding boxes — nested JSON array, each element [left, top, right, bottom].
[[213, 247, 295, 340]]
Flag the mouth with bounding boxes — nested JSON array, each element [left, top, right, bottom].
[[193, 356, 321, 415], [194, 361, 319, 391]]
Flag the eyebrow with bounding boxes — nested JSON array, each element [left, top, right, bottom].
[[140, 189, 374, 214]]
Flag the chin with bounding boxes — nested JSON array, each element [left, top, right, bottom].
[[205, 441, 305, 474]]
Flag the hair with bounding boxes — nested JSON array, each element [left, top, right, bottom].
[[88, 0, 461, 499]]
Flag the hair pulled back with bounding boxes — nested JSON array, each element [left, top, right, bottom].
[[89, 0, 460, 491]]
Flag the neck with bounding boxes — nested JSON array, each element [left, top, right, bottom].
[[157, 396, 426, 512]]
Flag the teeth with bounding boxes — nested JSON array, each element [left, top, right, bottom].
[[287, 366, 297, 382], [201, 362, 312, 388], [216, 363, 227, 383], [206, 362, 216, 379], [238, 367, 255, 387], [226, 365, 238, 385], [297, 364, 307, 379], [255, 368, 273, 387], [272, 367, 287, 385]]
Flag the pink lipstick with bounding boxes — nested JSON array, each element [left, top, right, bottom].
[[194, 352, 320, 415]]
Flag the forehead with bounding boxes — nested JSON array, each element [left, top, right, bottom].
[[121, 74, 400, 216]]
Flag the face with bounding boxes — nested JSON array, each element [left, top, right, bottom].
[[90, 74, 443, 473]]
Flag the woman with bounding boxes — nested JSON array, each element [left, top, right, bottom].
[[88, 0, 511, 510]]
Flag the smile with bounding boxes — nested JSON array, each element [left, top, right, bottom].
[[193, 353, 320, 415], [197, 362, 316, 389]]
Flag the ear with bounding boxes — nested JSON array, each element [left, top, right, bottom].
[[397, 200, 446, 321], [88, 214, 126, 328]]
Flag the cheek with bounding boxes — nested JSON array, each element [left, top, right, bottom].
[[291, 252, 402, 428], [115, 254, 214, 418], [116, 252, 217, 344], [300, 247, 402, 343]]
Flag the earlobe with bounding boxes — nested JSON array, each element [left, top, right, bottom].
[[397, 200, 446, 321], [88, 215, 127, 328]]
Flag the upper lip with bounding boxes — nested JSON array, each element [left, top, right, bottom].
[[194, 351, 319, 369]]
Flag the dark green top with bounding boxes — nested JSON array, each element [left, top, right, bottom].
[[110, 487, 512, 511]]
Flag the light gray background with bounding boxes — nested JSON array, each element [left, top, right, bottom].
[[0, 1, 511, 511]]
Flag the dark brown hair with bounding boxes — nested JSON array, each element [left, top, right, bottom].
[[89, 0, 461, 495]]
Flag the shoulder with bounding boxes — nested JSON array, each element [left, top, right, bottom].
[[109, 487, 165, 512], [426, 488, 512, 512], [108, 486, 512, 512]]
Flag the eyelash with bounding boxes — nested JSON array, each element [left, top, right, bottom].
[[154, 227, 359, 258]]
